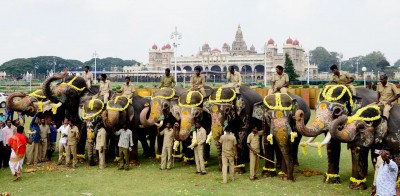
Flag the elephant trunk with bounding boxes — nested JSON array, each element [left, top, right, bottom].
[[139, 106, 154, 127], [330, 116, 356, 142], [295, 110, 325, 137], [42, 70, 68, 104], [102, 110, 120, 129]]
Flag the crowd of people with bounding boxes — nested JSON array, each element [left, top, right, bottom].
[[0, 64, 399, 194]]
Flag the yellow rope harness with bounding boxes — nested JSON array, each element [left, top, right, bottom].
[[267, 134, 273, 145], [263, 93, 293, 110], [81, 99, 104, 120], [51, 103, 59, 114], [61, 76, 85, 91], [322, 85, 353, 107], [151, 88, 176, 100], [106, 96, 129, 111], [29, 90, 46, 99], [325, 173, 340, 182], [178, 91, 204, 108], [37, 101, 43, 113], [209, 88, 236, 103], [347, 104, 381, 124], [262, 167, 276, 171], [350, 177, 366, 185]]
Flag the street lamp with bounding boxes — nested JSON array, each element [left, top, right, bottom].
[[213, 75, 215, 84], [362, 67, 367, 88], [307, 53, 311, 84], [171, 26, 182, 82], [93, 51, 98, 84]]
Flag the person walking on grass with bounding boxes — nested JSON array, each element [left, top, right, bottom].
[[39, 118, 50, 162], [2, 120, 14, 168], [57, 119, 69, 165], [157, 122, 174, 170], [8, 126, 31, 181], [96, 123, 107, 170], [193, 121, 207, 175], [27, 114, 40, 165], [219, 128, 237, 184], [65, 120, 79, 169], [247, 125, 265, 181], [115, 123, 133, 170]]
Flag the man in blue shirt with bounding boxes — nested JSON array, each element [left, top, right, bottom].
[[27, 114, 41, 165], [47, 120, 57, 160]]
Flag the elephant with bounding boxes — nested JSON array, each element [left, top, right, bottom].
[[329, 104, 397, 190], [203, 86, 262, 173], [174, 90, 212, 163], [43, 70, 96, 160], [295, 85, 377, 183], [252, 93, 311, 181], [102, 95, 134, 159]]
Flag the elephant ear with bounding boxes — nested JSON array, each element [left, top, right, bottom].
[[127, 105, 134, 122], [374, 118, 387, 144], [170, 98, 180, 117], [252, 101, 266, 121]]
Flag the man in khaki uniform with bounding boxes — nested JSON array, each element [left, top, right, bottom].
[[160, 68, 176, 88], [39, 118, 50, 162], [66, 120, 79, 168], [82, 66, 93, 88], [218, 129, 237, 184], [224, 66, 242, 94], [95, 123, 107, 169], [158, 122, 174, 170], [268, 65, 289, 95], [376, 74, 400, 119], [190, 67, 206, 96], [118, 77, 135, 99], [247, 125, 265, 180], [327, 64, 356, 96], [193, 121, 207, 175], [97, 74, 111, 103]]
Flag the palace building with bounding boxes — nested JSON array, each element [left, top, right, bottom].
[[148, 25, 311, 81]]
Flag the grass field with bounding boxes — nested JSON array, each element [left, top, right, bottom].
[[0, 110, 374, 195]]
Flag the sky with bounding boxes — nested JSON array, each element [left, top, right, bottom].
[[1, 0, 399, 65]]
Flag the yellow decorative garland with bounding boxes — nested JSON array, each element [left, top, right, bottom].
[[37, 101, 43, 113], [156, 154, 162, 159], [325, 173, 340, 182], [62, 76, 85, 91], [234, 164, 245, 168], [151, 88, 176, 100], [81, 99, 104, 120], [290, 132, 298, 143], [262, 167, 276, 171], [322, 85, 353, 107], [77, 154, 85, 159], [263, 93, 293, 111], [106, 97, 130, 111], [267, 134, 273, 145], [178, 91, 204, 108], [315, 142, 322, 158], [301, 142, 308, 156], [51, 103, 59, 115], [278, 171, 286, 175], [350, 177, 366, 185], [183, 156, 195, 162], [347, 104, 381, 124], [172, 154, 183, 158], [208, 88, 236, 103], [29, 90, 46, 99]]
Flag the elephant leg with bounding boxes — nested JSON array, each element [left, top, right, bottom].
[[138, 131, 150, 157], [277, 140, 294, 181], [204, 143, 210, 161], [262, 140, 277, 177], [148, 127, 156, 158], [156, 135, 163, 161], [274, 141, 282, 169], [293, 135, 302, 166], [107, 131, 116, 160], [324, 139, 341, 184], [130, 129, 139, 164], [215, 143, 222, 171], [349, 145, 368, 190]]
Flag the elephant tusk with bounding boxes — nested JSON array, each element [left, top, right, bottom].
[[139, 125, 144, 128], [308, 132, 331, 148], [173, 141, 180, 151], [300, 137, 316, 147], [158, 120, 164, 127]]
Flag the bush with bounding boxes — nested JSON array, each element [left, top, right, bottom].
[[318, 84, 324, 88], [302, 84, 310, 88], [115, 85, 121, 90], [139, 85, 144, 88]]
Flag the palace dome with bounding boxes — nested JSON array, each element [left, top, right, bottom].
[[286, 37, 293, 44], [267, 38, 275, 45]]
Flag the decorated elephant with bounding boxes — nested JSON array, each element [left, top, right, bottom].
[[174, 90, 212, 162], [329, 104, 396, 190], [203, 86, 262, 173], [253, 93, 311, 181], [295, 85, 377, 183], [102, 95, 134, 159]]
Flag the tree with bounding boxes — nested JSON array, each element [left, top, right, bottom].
[[309, 47, 340, 72], [284, 53, 299, 82], [360, 51, 386, 72], [376, 59, 390, 71], [393, 59, 400, 67]]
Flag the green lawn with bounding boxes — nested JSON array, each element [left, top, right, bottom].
[[0, 110, 373, 195]]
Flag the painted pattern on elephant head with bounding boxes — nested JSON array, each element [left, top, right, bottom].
[[178, 107, 203, 140], [209, 104, 235, 141]]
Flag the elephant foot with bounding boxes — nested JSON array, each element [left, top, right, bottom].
[[323, 174, 341, 184], [234, 166, 246, 174], [276, 164, 282, 169], [294, 161, 299, 167], [262, 170, 277, 177], [349, 182, 367, 190], [130, 160, 139, 166]]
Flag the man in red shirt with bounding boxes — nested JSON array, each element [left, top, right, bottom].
[[8, 126, 31, 181]]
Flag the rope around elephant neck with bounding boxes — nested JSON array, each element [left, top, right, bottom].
[[321, 85, 353, 107], [106, 97, 129, 111], [151, 88, 176, 100], [81, 99, 104, 120], [29, 90, 46, 99], [263, 93, 293, 111], [208, 88, 236, 103], [347, 104, 381, 124], [62, 76, 85, 92]]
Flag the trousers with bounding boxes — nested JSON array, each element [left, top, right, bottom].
[[119, 147, 129, 169], [161, 146, 172, 169], [66, 144, 77, 167], [194, 144, 206, 172], [222, 154, 235, 183], [249, 152, 259, 178]]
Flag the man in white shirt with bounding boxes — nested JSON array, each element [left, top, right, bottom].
[[115, 123, 133, 170], [376, 150, 398, 196], [82, 66, 93, 88], [2, 120, 14, 167], [56, 119, 70, 165]]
